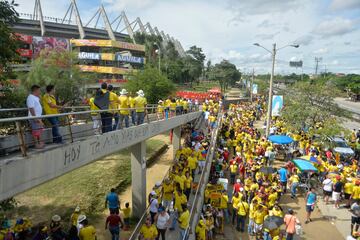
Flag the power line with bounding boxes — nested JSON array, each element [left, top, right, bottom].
[[314, 57, 322, 76]]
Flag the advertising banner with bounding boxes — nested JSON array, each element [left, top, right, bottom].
[[99, 79, 128, 84], [16, 34, 33, 44], [33, 36, 69, 57], [252, 84, 258, 94], [17, 49, 33, 58], [272, 95, 283, 116], [70, 39, 145, 52], [78, 52, 101, 60], [115, 54, 145, 64], [78, 65, 136, 74]]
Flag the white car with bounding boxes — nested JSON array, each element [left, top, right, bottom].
[[331, 137, 355, 159]]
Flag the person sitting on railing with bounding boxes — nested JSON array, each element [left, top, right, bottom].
[[42, 85, 64, 144], [27, 84, 44, 149]]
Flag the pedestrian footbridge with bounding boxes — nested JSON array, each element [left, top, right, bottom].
[[0, 109, 201, 218]]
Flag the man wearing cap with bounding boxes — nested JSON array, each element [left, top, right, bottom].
[[134, 90, 147, 125], [118, 89, 130, 129], [50, 215, 67, 240], [149, 191, 159, 224]]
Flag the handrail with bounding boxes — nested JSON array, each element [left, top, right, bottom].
[[183, 107, 223, 240], [0, 106, 160, 123], [128, 116, 204, 240]]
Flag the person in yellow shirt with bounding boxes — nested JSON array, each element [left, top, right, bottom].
[[42, 85, 64, 143], [184, 171, 193, 201], [254, 205, 267, 233], [236, 196, 249, 232], [231, 192, 241, 225], [352, 181, 360, 201], [248, 199, 258, 234], [107, 85, 120, 131], [289, 173, 300, 199], [162, 178, 174, 210], [118, 89, 130, 129], [122, 202, 131, 230], [134, 90, 147, 125], [195, 220, 206, 240], [129, 93, 137, 125], [89, 94, 101, 135], [169, 99, 177, 117], [344, 178, 354, 208], [79, 218, 97, 240], [70, 206, 80, 227], [157, 100, 164, 120], [229, 162, 238, 184], [139, 217, 158, 240], [220, 190, 230, 223], [178, 204, 190, 239]]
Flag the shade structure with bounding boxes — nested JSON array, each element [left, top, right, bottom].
[[268, 135, 293, 144], [259, 166, 277, 175], [300, 155, 319, 163], [292, 159, 318, 172]]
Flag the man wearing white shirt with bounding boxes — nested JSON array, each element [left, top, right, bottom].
[[26, 85, 44, 148]]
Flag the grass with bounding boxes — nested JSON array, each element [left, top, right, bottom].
[[8, 137, 167, 226]]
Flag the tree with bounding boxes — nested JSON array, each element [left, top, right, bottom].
[[126, 66, 175, 103], [208, 60, 241, 92], [281, 82, 349, 141], [24, 48, 85, 104], [0, 0, 19, 77]]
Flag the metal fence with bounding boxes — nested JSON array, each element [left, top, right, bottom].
[[0, 105, 197, 157]]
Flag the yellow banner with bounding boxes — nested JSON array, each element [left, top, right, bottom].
[[70, 39, 145, 52], [78, 65, 136, 74], [101, 53, 114, 61]]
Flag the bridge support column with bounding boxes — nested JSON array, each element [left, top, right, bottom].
[[173, 126, 181, 158], [130, 141, 146, 219]]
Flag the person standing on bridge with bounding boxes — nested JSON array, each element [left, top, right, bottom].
[[107, 85, 120, 131], [105, 188, 120, 215], [94, 83, 111, 133], [27, 84, 44, 149], [135, 90, 147, 125], [42, 85, 64, 144], [118, 89, 130, 129], [178, 204, 190, 240]]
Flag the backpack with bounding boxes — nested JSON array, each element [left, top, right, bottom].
[[94, 89, 110, 110]]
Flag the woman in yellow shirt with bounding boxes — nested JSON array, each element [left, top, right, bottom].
[[139, 218, 158, 240]]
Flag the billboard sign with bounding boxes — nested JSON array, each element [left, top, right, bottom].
[[33, 36, 69, 57], [252, 84, 258, 94], [115, 54, 145, 64], [78, 52, 101, 60], [70, 39, 145, 52], [272, 95, 283, 116], [289, 61, 303, 68]]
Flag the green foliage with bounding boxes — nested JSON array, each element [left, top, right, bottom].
[[24, 49, 85, 104], [0, 0, 19, 77], [0, 198, 18, 212], [281, 82, 349, 138], [208, 60, 241, 92], [126, 66, 175, 103]]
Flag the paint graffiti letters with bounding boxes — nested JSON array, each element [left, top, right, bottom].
[[63, 145, 81, 166]]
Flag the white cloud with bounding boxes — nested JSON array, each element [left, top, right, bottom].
[[294, 35, 313, 46], [313, 17, 355, 37], [331, 60, 339, 65], [313, 48, 328, 54], [329, 0, 360, 11]]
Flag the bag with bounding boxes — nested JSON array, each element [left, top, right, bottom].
[[295, 223, 302, 235], [94, 90, 110, 110]]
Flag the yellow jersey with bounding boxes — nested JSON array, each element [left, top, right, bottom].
[[42, 93, 58, 115], [79, 225, 96, 240], [118, 95, 130, 115], [108, 91, 119, 113], [140, 224, 158, 239], [89, 97, 99, 116], [134, 96, 147, 113], [178, 210, 190, 229]]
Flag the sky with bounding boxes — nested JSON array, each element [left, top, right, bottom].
[[15, 0, 360, 74]]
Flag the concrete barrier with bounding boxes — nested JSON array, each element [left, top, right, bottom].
[[0, 112, 201, 201]]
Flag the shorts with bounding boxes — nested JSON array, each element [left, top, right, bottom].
[[344, 193, 351, 200], [306, 205, 314, 212], [323, 190, 332, 197], [29, 120, 43, 138], [332, 192, 341, 201], [198, 160, 206, 168], [352, 216, 360, 225]]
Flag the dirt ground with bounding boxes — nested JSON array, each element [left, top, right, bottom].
[[94, 137, 174, 239]]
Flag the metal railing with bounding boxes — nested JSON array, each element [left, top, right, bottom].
[[184, 109, 223, 240], [0, 106, 198, 157], [19, 13, 75, 25], [128, 115, 204, 240]]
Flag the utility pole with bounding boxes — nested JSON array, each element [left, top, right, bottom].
[[265, 43, 276, 138], [250, 68, 254, 102], [314, 57, 322, 77]]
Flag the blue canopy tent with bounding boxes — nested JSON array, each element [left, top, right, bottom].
[[292, 159, 318, 172], [268, 135, 293, 145]]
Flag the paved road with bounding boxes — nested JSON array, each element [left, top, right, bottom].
[[334, 97, 360, 130]]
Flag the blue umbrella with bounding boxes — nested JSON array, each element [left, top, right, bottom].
[[268, 135, 293, 144], [292, 159, 318, 172]]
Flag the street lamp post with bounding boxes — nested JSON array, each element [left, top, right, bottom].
[[153, 43, 161, 73], [253, 42, 299, 137]]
